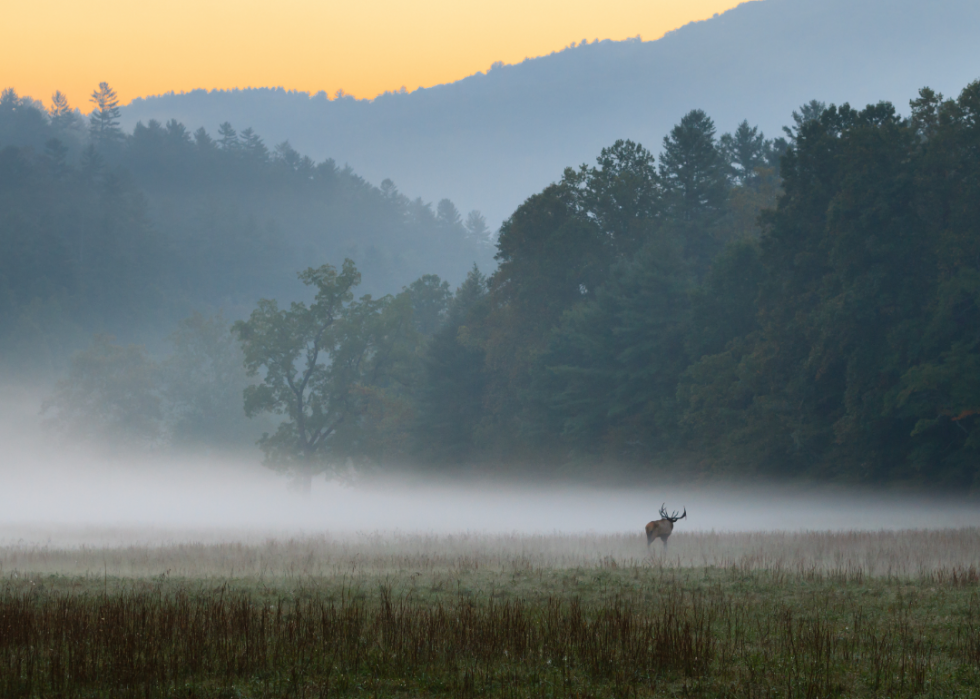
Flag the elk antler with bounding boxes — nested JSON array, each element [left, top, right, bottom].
[[659, 504, 686, 522]]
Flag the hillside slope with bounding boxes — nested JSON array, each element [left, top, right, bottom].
[[123, 0, 980, 228]]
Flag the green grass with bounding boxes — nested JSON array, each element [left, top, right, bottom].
[[1, 564, 978, 697], [1, 530, 979, 697]]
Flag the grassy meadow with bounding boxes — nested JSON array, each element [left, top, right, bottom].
[[1, 528, 979, 698]]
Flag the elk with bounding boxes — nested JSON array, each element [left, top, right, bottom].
[[645, 504, 687, 550]]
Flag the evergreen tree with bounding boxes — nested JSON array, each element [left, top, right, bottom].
[[414, 266, 489, 463], [531, 236, 692, 457], [561, 139, 661, 259], [240, 127, 268, 162], [49, 90, 80, 132], [193, 127, 216, 152], [437, 199, 463, 231], [719, 120, 767, 186], [659, 110, 727, 224], [404, 274, 452, 336], [658, 110, 729, 272], [464, 210, 490, 242], [217, 122, 239, 150], [88, 82, 123, 147]]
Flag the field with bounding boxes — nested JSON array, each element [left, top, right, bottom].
[[1, 529, 980, 698]]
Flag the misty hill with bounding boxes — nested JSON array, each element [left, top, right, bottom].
[[0, 90, 493, 371], [121, 0, 980, 228]]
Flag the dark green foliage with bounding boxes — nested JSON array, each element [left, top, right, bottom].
[[675, 84, 980, 486], [659, 109, 730, 273], [8, 75, 980, 488], [561, 138, 661, 259], [404, 274, 452, 336], [232, 261, 370, 485], [413, 266, 489, 464], [719, 119, 767, 185], [410, 80, 980, 488], [532, 237, 692, 456], [232, 260, 426, 484], [688, 240, 765, 360], [0, 142, 165, 369]]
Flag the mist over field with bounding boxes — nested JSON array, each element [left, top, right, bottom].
[[2, 385, 977, 546]]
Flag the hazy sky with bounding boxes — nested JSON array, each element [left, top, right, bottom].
[[5, 0, 747, 111]]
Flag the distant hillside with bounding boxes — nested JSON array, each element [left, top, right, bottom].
[[121, 0, 980, 228]]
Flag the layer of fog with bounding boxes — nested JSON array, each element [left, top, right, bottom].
[[3, 386, 978, 549]]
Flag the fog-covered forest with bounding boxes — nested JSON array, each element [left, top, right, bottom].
[[0, 85, 493, 372], [2, 78, 979, 490]]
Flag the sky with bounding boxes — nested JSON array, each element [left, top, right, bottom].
[[3, 0, 747, 112]]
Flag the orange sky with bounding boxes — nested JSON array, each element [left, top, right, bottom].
[[3, 0, 748, 112]]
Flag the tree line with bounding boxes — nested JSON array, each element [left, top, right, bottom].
[[33, 80, 980, 490], [0, 83, 492, 371], [413, 83, 977, 488]]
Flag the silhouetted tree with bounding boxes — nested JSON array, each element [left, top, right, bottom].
[[217, 122, 238, 150], [719, 120, 767, 186], [88, 82, 123, 147], [49, 90, 80, 131]]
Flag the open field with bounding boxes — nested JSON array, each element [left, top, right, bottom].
[[2, 529, 980, 698]]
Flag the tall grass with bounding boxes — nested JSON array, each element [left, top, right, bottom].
[[1, 575, 974, 698], [0, 529, 978, 697]]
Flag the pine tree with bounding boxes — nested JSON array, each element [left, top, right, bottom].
[[413, 266, 489, 464], [49, 91, 80, 131], [659, 109, 729, 273], [217, 122, 238, 150], [719, 120, 767, 186], [88, 82, 123, 147], [659, 110, 727, 225]]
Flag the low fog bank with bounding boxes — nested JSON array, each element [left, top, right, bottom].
[[4, 468, 979, 547], [3, 382, 979, 548]]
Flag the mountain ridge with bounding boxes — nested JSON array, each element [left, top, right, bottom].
[[120, 0, 980, 228]]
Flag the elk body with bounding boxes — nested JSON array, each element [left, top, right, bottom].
[[645, 504, 687, 550]]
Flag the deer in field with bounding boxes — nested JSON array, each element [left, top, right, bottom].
[[646, 504, 686, 550]]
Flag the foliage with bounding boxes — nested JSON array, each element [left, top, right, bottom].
[[413, 266, 490, 464], [41, 312, 265, 451], [232, 260, 423, 487], [0, 83, 491, 370], [530, 237, 691, 456], [409, 80, 980, 488], [13, 77, 980, 489], [88, 82, 123, 148], [160, 311, 259, 448], [42, 335, 163, 447]]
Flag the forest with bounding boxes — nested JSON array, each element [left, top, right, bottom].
[[0, 84, 492, 372], [2, 80, 979, 489]]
